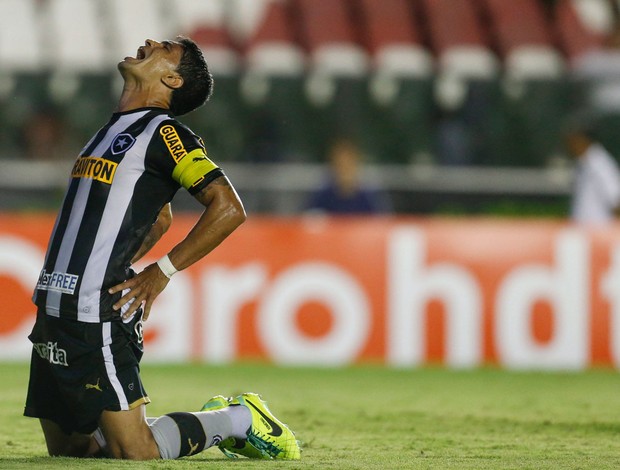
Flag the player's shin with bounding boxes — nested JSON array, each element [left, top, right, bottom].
[[148, 407, 251, 459]]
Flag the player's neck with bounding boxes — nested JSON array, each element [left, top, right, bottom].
[[117, 81, 170, 113]]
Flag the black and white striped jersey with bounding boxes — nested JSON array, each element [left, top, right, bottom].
[[33, 107, 223, 323]]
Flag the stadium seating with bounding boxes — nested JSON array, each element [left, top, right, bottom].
[[480, 0, 572, 166], [294, 0, 369, 77], [353, 0, 434, 163], [176, 2, 245, 162], [568, 0, 615, 38], [244, 0, 305, 76], [174, 0, 241, 75], [289, 0, 373, 161], [1, 0, 618, 167], [108, 0, 174, 65], [422, 0, 497, 80], [357, 0, 432, 79], [0, 0, 42, 72], [555, 0, 605, 65], [190, 25, 240, 76], [483, 0, 564, 79], [41, 0, 112, 139], [226, 0, 276, 44], [238, 1, 313, 162], [171, 0, 227, 34], [1, 0, 613, 87], [45, 0, 107, 72]]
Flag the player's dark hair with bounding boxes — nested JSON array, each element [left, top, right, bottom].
[[170, 37, 213, 116]]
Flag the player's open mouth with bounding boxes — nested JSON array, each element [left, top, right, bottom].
[[124, 47, 147, 62]]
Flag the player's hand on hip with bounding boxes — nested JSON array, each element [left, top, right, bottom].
[[109, 263, 170, 321]]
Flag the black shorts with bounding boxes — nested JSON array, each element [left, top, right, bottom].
[[24, 311, 150, 435]]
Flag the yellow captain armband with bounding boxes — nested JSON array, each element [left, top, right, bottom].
[[172, 149, 219, 190]]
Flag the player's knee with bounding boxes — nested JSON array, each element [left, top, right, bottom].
[[46, 439, 90, 457], [41, 420, 93, 457]]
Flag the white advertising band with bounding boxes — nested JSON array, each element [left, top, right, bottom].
[[157, 254, 178, 279]]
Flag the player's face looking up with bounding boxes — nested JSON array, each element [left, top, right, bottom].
[[118, 39, 185, 90]]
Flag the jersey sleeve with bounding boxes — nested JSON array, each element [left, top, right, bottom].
[[157, 121, 224, 195]]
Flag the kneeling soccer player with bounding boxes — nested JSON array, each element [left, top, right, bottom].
[[23, 36, 300, 460]]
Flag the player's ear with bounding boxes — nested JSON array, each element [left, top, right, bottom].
[[162, 73, 183, 90]]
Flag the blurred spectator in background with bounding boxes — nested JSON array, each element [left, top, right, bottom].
[[304, 138, 392, 215], [565, 120, 620, 224], [573, 19, 620, 112], [18, 105, 71, 161], [573, 20, 620, 154]]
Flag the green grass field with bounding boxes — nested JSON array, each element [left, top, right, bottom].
[[1, 362, 620, 469]]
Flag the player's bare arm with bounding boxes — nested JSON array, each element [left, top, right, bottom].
[[167, 176, 246, 270], [131, 203, 173, 264], [109, 175, 246, 320]]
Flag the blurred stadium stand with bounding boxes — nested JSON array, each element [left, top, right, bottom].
[[1, 0, 619, 214]]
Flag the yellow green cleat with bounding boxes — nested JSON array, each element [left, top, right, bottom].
[[200, 393, 301, 460], [236, 392, 301, 460]]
